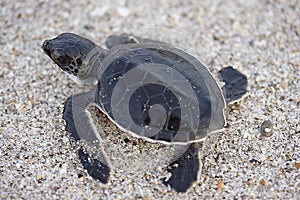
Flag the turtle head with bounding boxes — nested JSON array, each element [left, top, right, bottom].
[[42, 33, 97, 84]]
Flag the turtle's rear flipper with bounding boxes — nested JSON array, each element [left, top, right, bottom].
[[162, 143, 201, 192], [63, 87, 111, 183], [218, 66, 247, 104]]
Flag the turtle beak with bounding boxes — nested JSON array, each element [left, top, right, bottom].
[[41, 40, 52, 57]]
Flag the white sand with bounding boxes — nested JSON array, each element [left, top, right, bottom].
[[1, 0, 299, 199]]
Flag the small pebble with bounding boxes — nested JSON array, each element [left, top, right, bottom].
[[260, 120, 274, 137], [246, 179, 253, 187], [116, 6, 130, 17], [217, 180, 224, 190], [260, 179, 267, 186], [91, 6, 110, 17]]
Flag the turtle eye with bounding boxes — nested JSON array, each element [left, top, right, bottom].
[[51, 51, 61, 60]]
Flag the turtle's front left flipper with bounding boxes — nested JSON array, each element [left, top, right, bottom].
[[63, 87, 111, 183], [105, 33, 165, 49], [162, 143, 201, 192]]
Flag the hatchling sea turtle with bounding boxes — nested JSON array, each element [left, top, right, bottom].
[[42, 32, 247, 192]]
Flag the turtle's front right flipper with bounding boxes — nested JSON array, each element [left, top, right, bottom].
[[63, 87, 111, 183]]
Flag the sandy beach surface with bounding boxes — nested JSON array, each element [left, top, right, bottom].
[[1, 0, 299, 199]]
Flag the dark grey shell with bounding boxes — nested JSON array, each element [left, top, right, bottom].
[[89, 43, 226, 144]]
